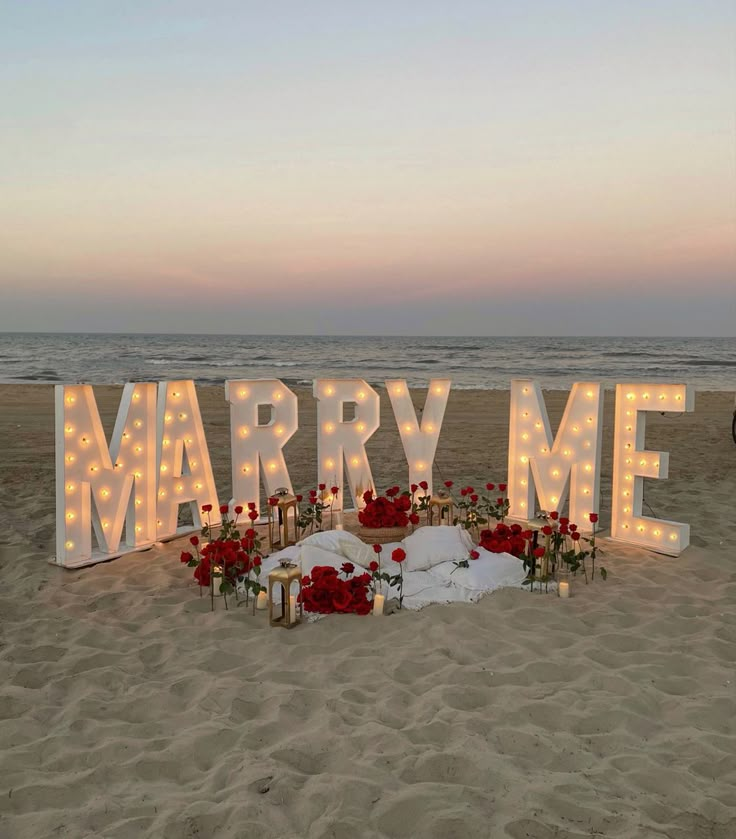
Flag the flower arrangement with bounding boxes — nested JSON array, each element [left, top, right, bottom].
[[530, 511, 607, 592], [180, 504, 265, 611], [479, 522, 533, 557], [295, 485, 329, 536], [450, 481, 509, 535], [358, 487, 413, 528], [300, 563, 373, 615]]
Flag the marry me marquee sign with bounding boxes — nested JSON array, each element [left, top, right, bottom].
[[54, 377, 694, 568]]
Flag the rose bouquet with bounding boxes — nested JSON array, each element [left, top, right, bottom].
[[300, 563, 373, 615]]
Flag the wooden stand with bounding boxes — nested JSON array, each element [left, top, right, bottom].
[[267, 494, 298, 551]]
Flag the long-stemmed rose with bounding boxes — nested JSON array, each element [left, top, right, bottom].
[[389, 547, 406, 609]]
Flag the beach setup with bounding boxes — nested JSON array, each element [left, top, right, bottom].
[[54, 375, 695, 614]]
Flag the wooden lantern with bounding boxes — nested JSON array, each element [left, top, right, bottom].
[[267, 493, 299, 551], [268, 564, 303, 628], [428, 495, 454, 526]]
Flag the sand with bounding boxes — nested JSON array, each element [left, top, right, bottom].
[[1, 384, 735, 839]]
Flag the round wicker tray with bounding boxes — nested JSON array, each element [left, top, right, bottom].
[[356, 525, 408, 545]]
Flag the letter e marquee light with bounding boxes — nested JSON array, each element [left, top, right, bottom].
[[610, 383, 694, 555]]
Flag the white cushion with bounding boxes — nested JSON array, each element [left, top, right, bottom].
[[336, 538, 374, 569], [298, 529, 365, 553], [401, 525, 474, 572]]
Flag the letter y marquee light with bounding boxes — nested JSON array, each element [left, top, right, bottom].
[[507, 380, 603, 530], [314, 379, 379, 511], [156, 381, 219, 539], [225, 379, 298, 519], [611, 383, 694, 555], [387, 378, 450, 495], [55, 383, 157, 568]]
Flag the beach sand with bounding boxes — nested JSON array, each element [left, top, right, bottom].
[[1, 384, 735, 839]]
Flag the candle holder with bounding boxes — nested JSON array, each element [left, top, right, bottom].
[[428, 494, 454, 526], [267, 492, 299, 551], [556, 566, 571, 598], [268, 564, 303, 628]]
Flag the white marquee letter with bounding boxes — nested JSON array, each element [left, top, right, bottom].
[[387, 378, 450, 495], [611, 383, 694, 555], [508, 380, 603, 529], [314, 379, 379, 511], [156, 381, 219, 539], [226, 379, 298, 519], [55, 383, 157, 567]]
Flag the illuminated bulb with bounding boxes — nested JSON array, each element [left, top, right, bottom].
[[163, 438, 170, 446], [623, 490, 630, 497], [522, 411, 529, 418], [626, 425, 632, 432], [134, 471, 142, 479], [324, 385, 335, 396], [190, 460, 197, 468], [572, 425, 579, 432], [623, 523, 629, 529], [540, 447, 548, 453], [583, 488, 590, 495], [242, 465, 251, 474], [123, 432, 130, 439], [102, 521, 109, 529], [171, 391, 179, 398], [135, 498, 141, 506], [586, 390, 594, 398], [275, 426, 284, 436], [654, 529, 661, 536], [65, 425, 73, 434], [520, 502, 526, 508], [393, 385, 403, 395], [268, 462, 277, 471], [625, 443, 631, 450], [659, 394, 666, 401], [640, 459, 647, 467], [240, 426, 249, 437], [66, 455, 75, 463], [625, 458, 632, 465], [587, 416, 593, 423], [638, 525, 645, 532], [135, 526, 142, 533], [65, 540, 74, 549], [90, 466, 98, 473], [178, 412, 187, 420], [273, 392, 283, 401], [550, 496, 558, 504], [552, 469, 559, 477], [134, 420, 142, 429], [626, 410, 633, 417], [135, 446, 142, 453], [626, 393, 635, 400], [357, 391, 366, 400], [326, 459, 335, 468], [425, 423, 434, 432], [324, 423, 334, 434], [66, 395, 76, 404], [433, 385, 443, 394], [351, 457, 359, 465], [643, 393, 649, 400], [165, 414, 172, 423], [624, 506, 630, 513], [625, 474, 632, 481], [521, 456, 528, 463], [66, 512, 75, 520], [675, 394, 682, 401], [404, 424, 413, 433], [521, 432, 529, 440], [101, 489, 109, 498], [520, 479, 527, 486], [356, 423, 365, 432], [535, 422, 542, 429], [584, 441, 591, 448], [176, 484, 183, 492], [238, 388, 248, 399], [670, 533, 677, 540], [186, 438, 193, 445], [654, 461, 659, 468], [416, 462, 426, 471], [160, 465, 168, 472], [523, 387, 529, 394], [195, 482, 202, 490], [563, 449, 570, 456]]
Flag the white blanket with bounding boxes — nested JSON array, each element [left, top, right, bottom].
[[261, 533, 527, 611]]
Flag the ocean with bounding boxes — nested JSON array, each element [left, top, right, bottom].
[[0, 333, 734, 391]]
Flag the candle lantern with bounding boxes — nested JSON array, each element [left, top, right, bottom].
[[428, 490, 454, 526], [267, 488, 299, 551], [268, 562, 303, 628]]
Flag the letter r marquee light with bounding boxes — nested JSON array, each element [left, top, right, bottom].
[[610, 383, 694, 555], [55, 383, 157, 568], [508, 380, 603, 530], [314, 379, 379, 511], [226, 379, 298, 519]]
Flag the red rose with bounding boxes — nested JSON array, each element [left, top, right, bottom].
[[372, 544, 382, 554], [533, 547, 545, 558], [369, 560, 379, 572], [331, 486, 339, 495], [541, 525, 552, 536], [499, 484, 507, 492], [253, 556, 261, 567], [589, 513, 599, 523], [549, 511, 559, 520], [444, 480, 453, 488], [248, 511, 258, 521], [319, 483, 326, 491], [341, 562, 355, 575], [419, 481, 429, 490], [469, 549, 480, 560], [296, 494, 303, 502], [180, 551, 193, 563], [245, 528, 256, 538], [559, 524, 569, 535], [234, 505, 243, 515], [202, 504, 213, 513], [247, 502, 256, 510], [391, 547, 406, 563], [559, 517, 569, 526], [486, 483, 495, 491], [410, 483, 418, 493], [269, 497, 279, 506], [460, 488, 467, 497], [470, 494, 478, 504], [409, 512, 419, 525], [218, 504, 227, 514], [570, 524, 578, 532], [363, 490, 374, 503], [496, 498, 504, 505], [571, 532, 580, 541], [189, 535, 199, 546]]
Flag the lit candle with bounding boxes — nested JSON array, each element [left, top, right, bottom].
[[559, 581, 570, 598], [289, 595, 297, 623], [256, 591, 268, 610], [373, 593, 385, 616]]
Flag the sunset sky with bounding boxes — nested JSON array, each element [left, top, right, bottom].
[[1, 1, 734, 335]]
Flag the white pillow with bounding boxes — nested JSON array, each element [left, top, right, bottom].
[[336, 538, 374, 569], [401, 525, 473, 571], [298, 544, 345, 575], [298, 529, 365, 553]]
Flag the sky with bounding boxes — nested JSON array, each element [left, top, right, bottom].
[[0, 1, 734, 336]]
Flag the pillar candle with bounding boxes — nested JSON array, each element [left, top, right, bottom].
[[373, 593, 385, 616], [256, 591, 268, 610], [289, 594, 297, 623], [559, 581, 570, 598]]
